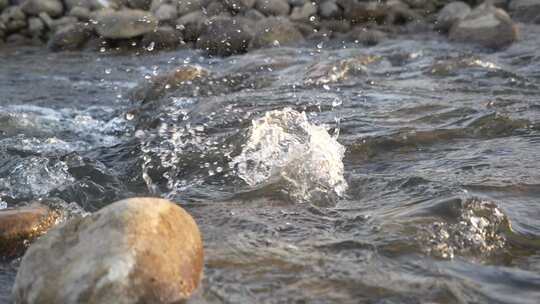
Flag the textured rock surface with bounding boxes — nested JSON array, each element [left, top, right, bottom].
[[94, 9, 158, 39], [196, 16, 253, 56], [0, 203, 60, 259], [435, 1, 471, 32], [249, 17, 304, 49], [13, 197, 204, 304], [449, 4, 518, 50], [21, 0, 64, 17]]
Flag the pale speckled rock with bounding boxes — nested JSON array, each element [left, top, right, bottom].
[[94, 9, 158, 39], [21, 0, 63, 17], [255, 0, 290, 16], [449, 4, 518, 50], [435, 1, 471, 32], [12, 198, 204, 304]]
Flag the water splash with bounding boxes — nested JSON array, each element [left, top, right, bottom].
[[230, 108, 347, 204]]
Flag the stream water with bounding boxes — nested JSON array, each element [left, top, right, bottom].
[[1, 24, 540, 303]]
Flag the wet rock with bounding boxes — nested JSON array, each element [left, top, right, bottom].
[[435, 1, 471, 32], [141, 26, 182, 50], [244, 8, 266, 20], [12, 198, 204, 304], [175, 10, 205, 41], [290, 1, 317, 21], [337, 0, 386, 23], [48, 22, 93, 51], [249, 17, 304, 49], [304, 55, 380, 85], [94, 9, 158, 39], [449, 4, 518, 50], [0, 6, 26, 33], [206, 1, 227, 16], [51, 15, 78, 29], [509, 0, 540, 22], [385, 0, 419, 25], [255, 0, 290, 16], [223, 0, 256, 12], [177, 0, 203, 16], [0, 0, 8, 11], [128, 0, 152, 10], [21, 0, 63, 18], [5, 33, 32, 44], [320, 19, 351, 34], [65, 0, 125, 10], [130, 65, 210, 103], [196, 16, 253, 56], [319, 0, 341, 19], [0, 203, 60, 259], [68, 6, 91, 21], [27, 16, 44, 37], [155, 3, 177, 22]]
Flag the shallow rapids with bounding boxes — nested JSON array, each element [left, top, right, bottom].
[[1, 24, 540, 302]]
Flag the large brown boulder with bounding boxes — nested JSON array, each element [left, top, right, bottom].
[[13, 197, 204, 304]]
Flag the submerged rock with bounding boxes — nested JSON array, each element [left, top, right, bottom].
[[449, 4, 518, 50], [129, 65, 210, 103], [94, 9, 158, 39], [13, 197, 204, 304], [0, 203, 60, 259]]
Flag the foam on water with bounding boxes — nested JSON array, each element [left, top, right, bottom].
[[231, 108, 347, 204], [421, 198, 510, 259]]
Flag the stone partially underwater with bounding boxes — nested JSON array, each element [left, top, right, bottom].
[[12, 198, 204, 304]]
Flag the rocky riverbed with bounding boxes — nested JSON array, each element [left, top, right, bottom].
[[1, 0, 540, 303], [0, 0, 537, 54]]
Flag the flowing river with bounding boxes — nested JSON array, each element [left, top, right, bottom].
[[1, 24, 540, 303]]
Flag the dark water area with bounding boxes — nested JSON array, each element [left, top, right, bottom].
[[1, 24, 540, 303]]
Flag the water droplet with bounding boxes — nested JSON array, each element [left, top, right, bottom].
[[104, 68, 111, 75], [146, 41, 155, 52]]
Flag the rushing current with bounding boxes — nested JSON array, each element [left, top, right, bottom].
[[1, 24, 540, 303]]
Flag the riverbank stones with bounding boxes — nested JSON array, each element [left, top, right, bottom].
[[94, 9, 158, 39], [12, 197, 204, 304], [449, 4, 518, 49]]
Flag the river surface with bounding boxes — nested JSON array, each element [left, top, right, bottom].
[[1, 24, 540, 303]]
